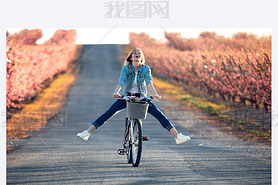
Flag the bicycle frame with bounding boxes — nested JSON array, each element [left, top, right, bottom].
[[118, 96, 153, 167]]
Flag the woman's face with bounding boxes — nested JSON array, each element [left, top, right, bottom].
[[131, 49, 142, 62]]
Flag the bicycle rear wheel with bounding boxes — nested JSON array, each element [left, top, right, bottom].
[[131, 119, 142, 167]]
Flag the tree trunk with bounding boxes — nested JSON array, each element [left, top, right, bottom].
[[220, 93, 226, 101], [240, 97, 246, 105], [255, 104, 259, 109]]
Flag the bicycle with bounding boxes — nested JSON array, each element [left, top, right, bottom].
[[117, 96, 153, 167]]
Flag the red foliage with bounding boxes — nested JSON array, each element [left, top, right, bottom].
[[7, 29, 43, 45], [129, 32, 271, 111], [6, 29, 77, 108]]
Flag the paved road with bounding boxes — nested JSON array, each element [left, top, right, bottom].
[[7, 45, 271, 184]]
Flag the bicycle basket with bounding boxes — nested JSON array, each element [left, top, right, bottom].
[[126, 101, 149, 119]]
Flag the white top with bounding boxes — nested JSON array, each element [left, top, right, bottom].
[[128, 71, 139, 93]]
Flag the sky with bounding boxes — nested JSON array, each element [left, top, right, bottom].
[[7, 28, 272, 45]]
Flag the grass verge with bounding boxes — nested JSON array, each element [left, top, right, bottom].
[[153, 77, 271, 144]]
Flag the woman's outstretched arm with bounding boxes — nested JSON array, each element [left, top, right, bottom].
[[113, 85, 123, 98], [147, 82, 161, 99]]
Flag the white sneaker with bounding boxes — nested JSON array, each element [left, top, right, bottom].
[[175, 133, 190, 144], [77, 130, 90, 141]]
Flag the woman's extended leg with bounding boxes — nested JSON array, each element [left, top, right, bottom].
[[147, 101, 190, 144], [77, 99, 126, 140], [147, 100, 174, 132], [91, 99, 126, 130]]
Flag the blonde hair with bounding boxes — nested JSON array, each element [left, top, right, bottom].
[[124, 48, 145, 66]]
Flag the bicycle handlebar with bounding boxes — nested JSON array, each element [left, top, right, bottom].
[[117, 95, 158, 101]]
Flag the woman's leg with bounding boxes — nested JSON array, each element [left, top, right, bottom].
[[147, 101, 191, 144], [87, 99, 126, 133], [147, 101, 178, 137], [169, 127, 179, 138]]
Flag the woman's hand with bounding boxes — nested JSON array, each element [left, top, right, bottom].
[[113, 93, 122, 99], [113, 85, 123, 98], [152, 94, 161, 99]]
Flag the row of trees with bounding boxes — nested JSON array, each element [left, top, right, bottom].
[[129, 31, 271, 111], [6, 29, 77, 108]]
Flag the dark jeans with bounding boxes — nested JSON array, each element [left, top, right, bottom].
[[92, 99, 174, 131]]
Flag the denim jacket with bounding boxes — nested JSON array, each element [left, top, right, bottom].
[[118, 64, 152, 98]]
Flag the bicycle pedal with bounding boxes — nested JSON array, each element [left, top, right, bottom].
[[118, 149, 125, 155], [142, 136, 149, 141]]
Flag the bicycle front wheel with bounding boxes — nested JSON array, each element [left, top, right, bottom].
[[131, 119, 142, 167], [126, 118, 132, 164]]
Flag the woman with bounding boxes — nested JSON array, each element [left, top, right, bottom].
[[77, 48, 190, 144]]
